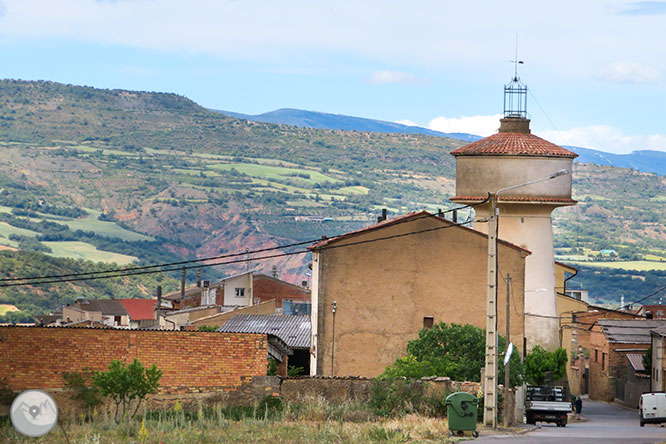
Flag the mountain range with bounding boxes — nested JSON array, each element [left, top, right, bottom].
[[0, 79, 664, 320], [216, 108, 666, 177]]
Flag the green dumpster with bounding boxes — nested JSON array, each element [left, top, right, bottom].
[[445, 392, 479, 438]]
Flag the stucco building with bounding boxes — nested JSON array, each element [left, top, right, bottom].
[[450, 117, 577, 351], [309, 211, 529, 377]]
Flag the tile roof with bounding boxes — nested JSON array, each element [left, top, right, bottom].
[[597, 319, 666, 344], [626, 353, 647, 372], [217, 314, 310, 349], [450, 132, 578, 158], [450, 196, 577, 204], [309, 211, 530, 254], [119, 299, 156, 321]]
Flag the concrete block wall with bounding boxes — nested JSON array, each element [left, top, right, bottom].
[[0, 326, 267, 393]]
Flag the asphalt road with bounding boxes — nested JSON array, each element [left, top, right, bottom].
[[476, 398, 666, 444]]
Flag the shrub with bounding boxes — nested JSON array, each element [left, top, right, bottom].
[[93, 359, 162, 422]]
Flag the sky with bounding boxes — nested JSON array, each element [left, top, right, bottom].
[[1, 0, 666, 154]]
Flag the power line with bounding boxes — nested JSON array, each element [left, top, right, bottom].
[[1, 204, 486, 288], [2, 202, 482, 285]]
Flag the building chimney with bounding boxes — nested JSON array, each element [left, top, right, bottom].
[[452, 210, 458, 223], [196, 269, 202, 287], [181, 267, 186, 299], [271, 265, 278, 279], [157, 285, 162, 308], [437, 208, 443, 217], [377, 208, 387, 223]]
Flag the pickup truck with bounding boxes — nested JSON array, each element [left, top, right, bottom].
[[525, 385, 570, 427]]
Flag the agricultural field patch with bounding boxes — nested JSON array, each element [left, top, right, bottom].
[[61, 209, 154, 242], [568, 260, 666, 271], [0, 304, 19, 315], [43, 241, 138, 264], [210, 163, 340, 185], [0, 222, 39, 246]]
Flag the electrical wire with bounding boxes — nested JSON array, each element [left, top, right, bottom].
[[1, 202, 487, 288], [1, 200, 484, 285]]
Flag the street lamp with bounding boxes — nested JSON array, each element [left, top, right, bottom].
[[483, 169, 569, 428]]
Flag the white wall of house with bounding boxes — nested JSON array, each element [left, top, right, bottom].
[[223, 273, 253, 306], [653, 333, 664, 392]]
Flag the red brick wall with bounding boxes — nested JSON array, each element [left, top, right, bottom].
[[253, 275, 310, 308], [0, 326, 267, 393]]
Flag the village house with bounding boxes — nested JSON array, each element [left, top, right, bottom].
[[566, 305, 643, 396], [163, 271, 310, 310], [638, 304, 666, 319], [36, 297, 160, 328], [309, 211, 529, 377], [651, 326, 666, 392], [588, 319, 666, 402]]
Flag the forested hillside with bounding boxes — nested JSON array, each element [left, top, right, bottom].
[[0, 79, 664, 320]]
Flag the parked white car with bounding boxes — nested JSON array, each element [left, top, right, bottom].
[[639, 392, 666, 427]]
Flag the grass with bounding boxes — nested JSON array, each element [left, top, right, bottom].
[[58, 209, 154, 242], [0, 304, 19, 315], [0, 222, 39, 247], [0, 401, 458, 444], [209, 163, 340, 185], [567, 260, 666, 271], [42, 241, 137, 265]]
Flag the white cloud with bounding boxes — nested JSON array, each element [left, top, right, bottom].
[[595, 61, 661, 84], [540, 125, 666, 154], [395, 119, 419, 127], [428, 114, 502, 137], [367, 70, 417, 84]]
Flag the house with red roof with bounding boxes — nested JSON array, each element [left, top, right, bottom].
[[119, 298, 158, 328]]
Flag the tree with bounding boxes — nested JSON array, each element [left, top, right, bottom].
[[381, 322, 523, 387], [524, 345, 568, 385], [93, 358, 162, 422], [643, 346, 652, 372]]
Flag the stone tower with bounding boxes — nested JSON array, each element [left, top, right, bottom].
[[449, 76, 577, 350]]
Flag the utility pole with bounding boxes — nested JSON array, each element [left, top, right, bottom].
[[504, 273, 511, 428], [484, 193, 499, 427], [484, 169, 569, 428], [331, 301, 337, 376]]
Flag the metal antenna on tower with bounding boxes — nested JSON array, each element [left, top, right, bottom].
[[509, 35, 524, 82], [504, 35, 527, 119]]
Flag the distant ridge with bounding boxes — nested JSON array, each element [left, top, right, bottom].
[[216, 108, 666, 176], [214, 108, 482, 142], [567, 146, 666, 176]]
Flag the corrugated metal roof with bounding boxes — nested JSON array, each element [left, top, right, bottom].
[[626, 353, 647, 372], [217, 314, 310, 349], [598, 319, 666, 344]]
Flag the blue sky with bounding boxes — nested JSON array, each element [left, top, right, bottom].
[[1, 0, 666, 153]]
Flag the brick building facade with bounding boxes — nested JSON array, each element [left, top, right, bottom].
[[0, 326, 267, 393], [588, 319, 665, 401]]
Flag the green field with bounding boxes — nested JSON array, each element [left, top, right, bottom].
[[209, 163, 340, 184], [0, 222, 40, 247], [60, 209, 154, 242], [568, 260, 666, 271], [0, 304, 19, 315], [43, 241, 138, 264]]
